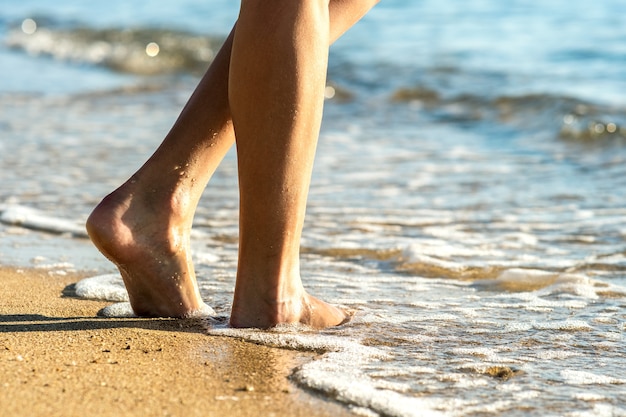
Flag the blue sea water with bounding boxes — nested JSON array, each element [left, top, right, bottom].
[[1, 1, 626, 416]]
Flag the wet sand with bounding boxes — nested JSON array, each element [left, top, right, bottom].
[[0, 267, 352, 417]]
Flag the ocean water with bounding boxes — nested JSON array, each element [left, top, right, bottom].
[[2, 1, 626, 416]]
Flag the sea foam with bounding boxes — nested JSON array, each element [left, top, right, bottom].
[[561, 370, 626, 385], [208, 327, 444, 417], [0, 204, 88, 237], [75, 274, 129, 302], [75, 274, 216, 317], [471, 268, 618, 300]]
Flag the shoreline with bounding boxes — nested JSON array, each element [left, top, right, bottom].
[[0, 266, 353, 417]]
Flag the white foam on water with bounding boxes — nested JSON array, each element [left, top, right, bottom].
[[354, 312, 428, 325], [370, 366, 438, 378], [293, 353, 446, 417], [412, 313, 460, 322], [512, 389, 541, 400], [472, 268, 558, 292], [524, 305, 554, 313], [461, 399, 515, 415], [568, 404, 626, 417], [497, 268, 555, 284], [532, 320, 592, 332], [348, 406, 381, 417], [536, 273, 600, 299], [560, 370, 626, 385], [535, 350, 582, 360], [75, 274, 129, 302], [0, 204, 88, 237], [573, 392, 607, 402], [472, 268, 618, 304], [76, 274, 216, 317], [453, 377, 490, 389], [208, 326, 385, 357], [593, 315, 620, 325], [408, 301, 445, 310], [402, 240, 496, 259], [33, 260, 76, 270], [97, 301, 215, 318], [599, 332, 622, 342], [98, 302, 136, 318], [503, 322, 533, 332], [371, 379, 413, 393], [207, 327, 445, 417], [452, 347, 510, 363]]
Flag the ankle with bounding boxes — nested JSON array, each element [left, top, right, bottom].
[[230, 297, 304, 328], [229, 289, 348, 329], [86, 181, 192, 258], [230, 278, 308, 328]]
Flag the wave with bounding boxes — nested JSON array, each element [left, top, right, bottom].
[[392, 87, 626, 144], [6, 17, 626, 147], [5, 18, 223, 75]]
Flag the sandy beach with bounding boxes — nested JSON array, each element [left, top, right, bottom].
[[0, 267, 353, 417]]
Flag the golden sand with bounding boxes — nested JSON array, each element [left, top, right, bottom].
[[0, 267, 352, 417]]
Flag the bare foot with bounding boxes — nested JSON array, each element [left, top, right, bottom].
[[86, 179, 205, 318], [229, 287, 349, 329]]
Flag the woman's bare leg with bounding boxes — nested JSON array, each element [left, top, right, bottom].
[[229, 0, 345, 329], [86, 29, 235, 317], [86, 0, 378, 319]]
